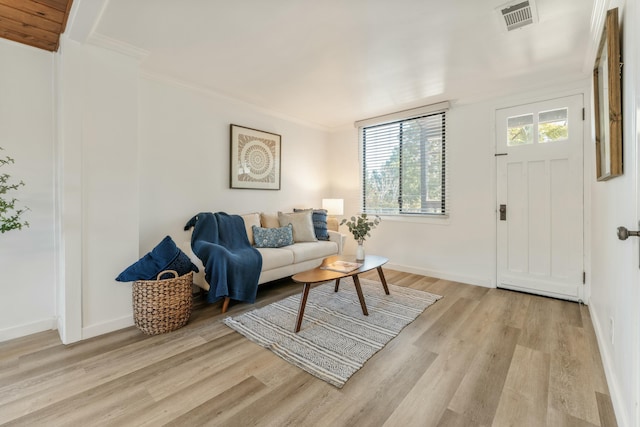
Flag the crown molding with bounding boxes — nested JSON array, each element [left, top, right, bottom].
[[86, 32, 149, 60], [139, 71, 330, 132]]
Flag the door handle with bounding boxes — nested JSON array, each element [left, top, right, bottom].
[[499, 204, 507, 221], [617, 226, 640, 240], [617, 222, 640, 269]]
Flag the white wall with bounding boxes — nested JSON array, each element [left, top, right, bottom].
[[81, 44, 140, 338], [329, 84, 590, 288], [138, 76, 331, 256], [329, 102, 496, 286], [0, 36, 334, 344], [0, 40, 57, 342], [589, 1, 640, 426], [55, 38, 83, 344], [56, 39, 140, 342]]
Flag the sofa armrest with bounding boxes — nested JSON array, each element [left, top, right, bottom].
[[327, 230, 346, 255]]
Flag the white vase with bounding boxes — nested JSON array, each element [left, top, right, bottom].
[[356, 243, 365, 261]]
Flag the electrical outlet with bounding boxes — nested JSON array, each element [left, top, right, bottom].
[[609, 317, 615, 345]]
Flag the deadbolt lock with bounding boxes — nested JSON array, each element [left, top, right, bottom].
[[499, 204, 507, 221]]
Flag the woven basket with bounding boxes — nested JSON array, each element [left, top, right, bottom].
[[133, 270, 193, 335]]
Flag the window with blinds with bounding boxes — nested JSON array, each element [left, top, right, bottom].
[[361, 111, 446, 216]]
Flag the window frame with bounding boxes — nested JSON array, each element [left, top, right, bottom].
[[356, 103, 449, 218]]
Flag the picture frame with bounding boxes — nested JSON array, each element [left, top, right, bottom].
[[230, 124, 281, 190], [593, 7, 622, 181]]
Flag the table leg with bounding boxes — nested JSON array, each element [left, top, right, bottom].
[[295, 283, 311, 333], [352, 275, 369, 316], [334, 277, 341, 292], [377, 266, 390, 295]]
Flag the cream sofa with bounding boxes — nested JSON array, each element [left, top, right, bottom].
[[184, 211, 345, 294]]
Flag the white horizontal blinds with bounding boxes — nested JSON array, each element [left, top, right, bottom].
[[361, 111, 447, 216]]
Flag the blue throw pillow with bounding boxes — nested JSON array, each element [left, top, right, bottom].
[[116, 236, 199, 282], [294, 208, 330, 241], [252, 224, 294, 248]]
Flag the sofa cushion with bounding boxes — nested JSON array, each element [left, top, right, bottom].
[[260, 212, 280, 228], [294, 208, 330, 241], [252, 224, 294, 248], [278, 210, 317, 242], [241, 212, 261, 245], [256, 247, 295, 271], [286, 241, 339, 263]]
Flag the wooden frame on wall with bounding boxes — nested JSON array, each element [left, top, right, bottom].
[[230, 124, 281, 190], [593, 7, 623, 181]]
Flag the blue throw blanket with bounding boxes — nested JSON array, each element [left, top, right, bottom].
[[184, 212, 262, 304]]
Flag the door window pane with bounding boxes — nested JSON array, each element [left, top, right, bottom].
[[539, 108, 568, 143], [507, 114, 533, 146]]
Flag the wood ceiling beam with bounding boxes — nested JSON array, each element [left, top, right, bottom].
[[34, 0, 70, 12], [0, 27, 57, 51], [0, 0, 73, 51], [0, 0, 65, 24], [0, 3, 62, 33]]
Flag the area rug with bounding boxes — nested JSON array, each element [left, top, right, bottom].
[[223, 277, 442, 388]]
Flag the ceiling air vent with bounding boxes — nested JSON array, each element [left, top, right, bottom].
[[498, 0, 538, 31]]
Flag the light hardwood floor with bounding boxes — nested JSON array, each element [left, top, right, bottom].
[[0, 270, 617, 426]]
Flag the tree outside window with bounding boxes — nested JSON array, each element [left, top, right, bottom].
[[362, 112, 446, 216]]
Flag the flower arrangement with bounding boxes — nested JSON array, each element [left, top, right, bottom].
[[340, 213, 381, 244], [0, 147, 29, 234]]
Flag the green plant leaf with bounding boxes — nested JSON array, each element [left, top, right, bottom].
[[0, 146, 29, 233]]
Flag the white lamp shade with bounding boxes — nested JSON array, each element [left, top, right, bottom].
[[322, 198, 344, 216]]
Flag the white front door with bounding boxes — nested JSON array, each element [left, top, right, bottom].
[[496, 94, 584, 301]]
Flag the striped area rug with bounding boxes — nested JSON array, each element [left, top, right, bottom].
[[223, 277, 442, 388]]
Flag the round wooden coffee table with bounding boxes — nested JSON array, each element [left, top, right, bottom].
[[291, 255, 389, 332]]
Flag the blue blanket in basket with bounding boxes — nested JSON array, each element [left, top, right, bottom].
[[184, 212, 262, 304]]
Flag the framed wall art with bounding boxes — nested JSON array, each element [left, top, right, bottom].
[[230, 124, 281, 190], [593, 7, 622, 181]]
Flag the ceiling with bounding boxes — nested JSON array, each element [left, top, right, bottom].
[[0, 0, 73, 51], [90, 1, 599, 128]]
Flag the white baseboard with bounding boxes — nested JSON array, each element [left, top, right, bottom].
[[588, 305, 627, 427], [385, 262, 494, 288], [0, 317, 57, 343], [82, 315, 134, 340]]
